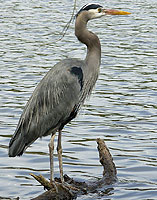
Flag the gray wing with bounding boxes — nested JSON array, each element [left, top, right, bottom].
[[9, 59, 85, 156]]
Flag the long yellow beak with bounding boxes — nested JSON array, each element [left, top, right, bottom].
[[103, 9, 131, 15]]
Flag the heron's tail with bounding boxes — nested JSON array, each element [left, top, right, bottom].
[[8, 132, 26, 157]]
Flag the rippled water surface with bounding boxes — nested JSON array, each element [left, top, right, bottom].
[[0, 0, 157, 199]]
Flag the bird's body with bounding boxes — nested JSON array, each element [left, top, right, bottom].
[[8, 3, 130, 183], [9, 57, 99, 157]]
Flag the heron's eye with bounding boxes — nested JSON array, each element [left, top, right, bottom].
[[98, 8, 102, 13]]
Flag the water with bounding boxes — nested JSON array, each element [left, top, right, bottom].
[[0, 0, 157, 199]]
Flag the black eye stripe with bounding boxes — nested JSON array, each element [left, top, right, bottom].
[[76, 3, 103, 17], [82, 4, 102, 11]]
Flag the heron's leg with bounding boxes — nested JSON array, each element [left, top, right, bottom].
[[49, 133, 56, 183], [57, 130, 64, 183]]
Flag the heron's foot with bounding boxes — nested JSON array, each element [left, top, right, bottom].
[[50, 180, 59, 193], [60, 181, 79, 197], [55, 177, 79, 195]]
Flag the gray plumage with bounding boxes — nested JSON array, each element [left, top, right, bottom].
[[9, 57, 99, 156], [9, 4, 103, 157]]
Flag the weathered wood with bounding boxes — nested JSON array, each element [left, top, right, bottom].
[[31, 183, 75, 200], [96, 138, 117, 184], [30, 173, 53, 190], [31, 138, 117, 200]]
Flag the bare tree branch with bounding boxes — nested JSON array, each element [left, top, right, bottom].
[[31, 138, 117, 200]]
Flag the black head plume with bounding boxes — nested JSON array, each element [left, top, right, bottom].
[[76, 3, 103, 17]]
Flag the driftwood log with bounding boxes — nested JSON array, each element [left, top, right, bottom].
[[31, 138, 117, 200]]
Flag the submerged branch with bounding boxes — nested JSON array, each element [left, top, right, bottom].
[[31, 138, 117, 200]]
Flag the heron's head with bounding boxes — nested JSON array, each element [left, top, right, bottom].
[[76, 3, 131, 20]]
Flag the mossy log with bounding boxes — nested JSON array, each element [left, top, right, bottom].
[[31, 138, 117, 200]]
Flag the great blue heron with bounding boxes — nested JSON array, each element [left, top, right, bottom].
[[9, 3, 130, 183]]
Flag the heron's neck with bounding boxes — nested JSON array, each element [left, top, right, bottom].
[[75, 13, 101, 67]]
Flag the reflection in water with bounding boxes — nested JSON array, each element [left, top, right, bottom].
[[0, 0, 157, 199]]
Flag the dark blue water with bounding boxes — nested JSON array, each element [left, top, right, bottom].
[[0, 0, 157, 199]]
